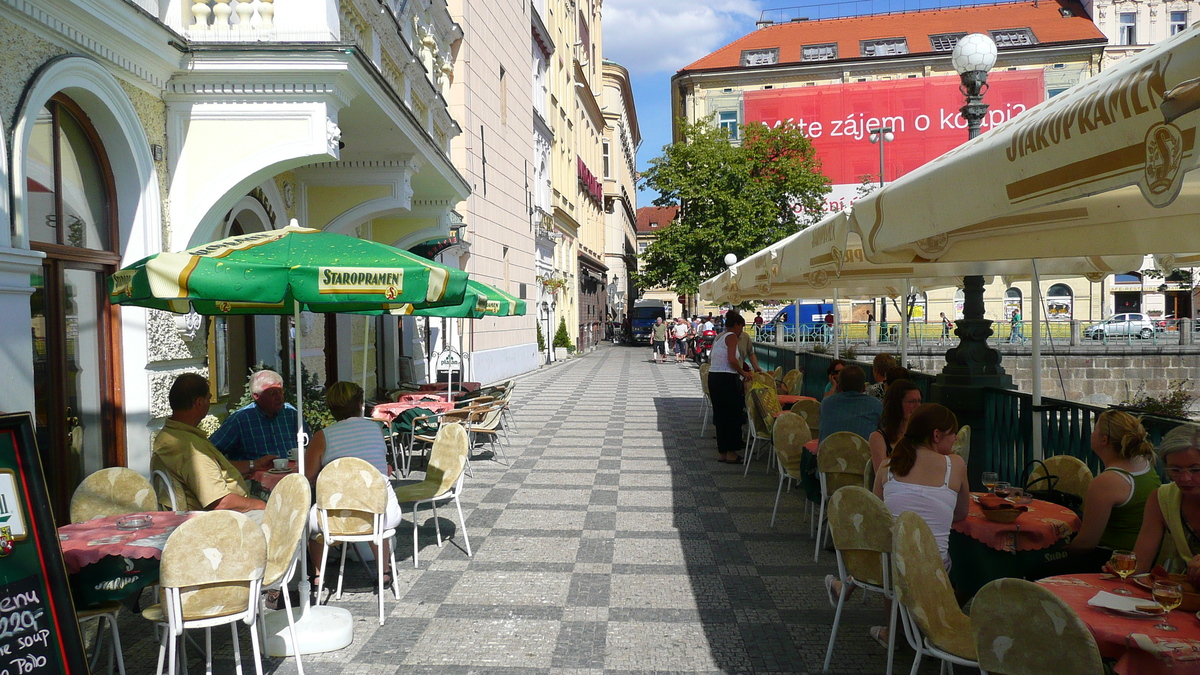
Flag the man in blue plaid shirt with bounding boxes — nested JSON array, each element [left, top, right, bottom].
[[212, 369, 310, 474]]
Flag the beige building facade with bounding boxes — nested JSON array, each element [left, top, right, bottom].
[[601, 60, 640, 329]]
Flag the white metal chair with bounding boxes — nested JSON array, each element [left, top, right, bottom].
[[813, 432, 872, 562], [823, 486, 898, 675], [395, 423, 472, 568], [770, 412, 811, 527], [142, 510, 267, 675], [78, 602, 126, 675], [257, 473, 310, 674], [892, 511, 979, 675], [972, 577, 1102, 675], [70, 467, 157, 523], [315, 457, 400, 625]]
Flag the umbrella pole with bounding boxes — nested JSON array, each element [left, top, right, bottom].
[[901, 278, 910, 368], [832, 290, 840, 359], [362, 315, 370, 397], [263, 304, 355, 658], [1031, 261, 1043, 461]]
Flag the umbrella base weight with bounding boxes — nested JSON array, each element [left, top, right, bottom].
[[263, 605, 354, 656]]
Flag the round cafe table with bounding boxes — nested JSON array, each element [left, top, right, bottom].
[[249, 460, 298, 492], [374, 399, 456, 420], [949, 494, 1082, 599], [1040, 573, 1200, 675], [57, 511, 195, 608]]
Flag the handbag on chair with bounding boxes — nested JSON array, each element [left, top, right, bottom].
[[1021, 459, 1084, 515]]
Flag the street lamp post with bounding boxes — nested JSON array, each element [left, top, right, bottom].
[[541, 300, 554, 364], [933, 34, 1014, 485]]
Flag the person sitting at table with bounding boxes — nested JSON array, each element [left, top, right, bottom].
[[152, 373, 266, 518], [868, 379, 921, 474], [304, 381, 402, 587], [873, 403, 970, 569], [211, 369, 310, 475], [1133, 423, 1200, 575], [818, 365, 882, 443], [865, 353, 896, 401], [1028, 410, 1160, 580], [884, 366, 911, 389], [822, 360, 846, 399]]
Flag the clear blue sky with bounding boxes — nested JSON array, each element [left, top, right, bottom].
[[602, 0, 987, 204]]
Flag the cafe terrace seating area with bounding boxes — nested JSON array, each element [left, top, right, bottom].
[[57, 346, 1197, 674]]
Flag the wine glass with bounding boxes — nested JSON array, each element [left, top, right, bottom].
[[1111, 550, 1137, 595], [993, 482, 1012, 499], [982, 472, 999, 493], [1153, 580, 1183, 631]]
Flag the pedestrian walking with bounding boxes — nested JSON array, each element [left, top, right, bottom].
[[672, 316, 689, 363], [651, 317, 668, 363], [939, 312, 953, 346], [1009, 309, 1025, 345]]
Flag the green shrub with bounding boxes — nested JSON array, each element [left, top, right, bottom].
[[1122, 379, 1196, 419], [553, 317, 574, 350], [537, 321, 546, 351]]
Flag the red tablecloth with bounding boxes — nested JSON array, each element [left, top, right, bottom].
[[249, 460, 298, 491], [777, 395, 816, 407], [58, 511, 195, 574], [373, 400, 456, 422], [1040, 573, 1200, 675], [804, 439, 819, 453], [953, 494, 1081, 552]]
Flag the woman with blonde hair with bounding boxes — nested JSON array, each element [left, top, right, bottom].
[[1029, 409, 1160, 579]]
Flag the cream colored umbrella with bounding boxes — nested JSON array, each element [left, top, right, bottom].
[[846, 26, 1200, 266]]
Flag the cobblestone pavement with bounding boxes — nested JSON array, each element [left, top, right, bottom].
[[111, 344, 956, 674]]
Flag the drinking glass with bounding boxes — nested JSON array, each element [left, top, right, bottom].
[[1153, 580, 1183, 631], [992, 482, 1012, 499], [982, 472, 999, 493], [1111, 550, 1137, 595], [1007, 487, 1026, 503]]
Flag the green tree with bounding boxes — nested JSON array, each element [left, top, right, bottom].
[[536, 321, 546, 351], [553, 317, 574, 350], [635, 117, 829, 295]]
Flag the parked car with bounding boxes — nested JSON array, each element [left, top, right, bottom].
[[1084, 313, 1164, 340]]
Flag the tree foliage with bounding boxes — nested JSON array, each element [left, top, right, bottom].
[[635, 117, 830, 295]]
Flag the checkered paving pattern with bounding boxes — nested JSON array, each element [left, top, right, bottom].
[[110, 345, 953, 674]]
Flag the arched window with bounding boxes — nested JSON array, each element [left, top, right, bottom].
[[954, 288, 965, 320], [1004, 287, 1023, 320], [1047, 283, 1073, 321], [27, 95, 121, 518]]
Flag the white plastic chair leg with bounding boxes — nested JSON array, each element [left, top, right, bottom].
[[377, 539, 385, 625], [205, 627, 214, 675], [335, 542, 348, 600], [813, 499, 827, 562], [390, 538, 401, 600], [228, 624, 242, 675], [886, 599, 898, 675], [108, 613, 127, 675], [454, 494, 472, 556], [280, 573, 305, 675], [770, 473, 786, 527], [317, 541, 331, 605], [432, 503, 444, 546], [822, 579, 849, 672], [411, 504, 421, 568]]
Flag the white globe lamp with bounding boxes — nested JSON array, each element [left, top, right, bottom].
[[950, 33, 997, 75], [724, 253, 738, 267]]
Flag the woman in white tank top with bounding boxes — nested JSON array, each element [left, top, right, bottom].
[[872, 403, 971, 570], [708, 313, 753, 463]]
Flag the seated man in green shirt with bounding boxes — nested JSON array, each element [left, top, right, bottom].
[[153, 373, 266, 519]]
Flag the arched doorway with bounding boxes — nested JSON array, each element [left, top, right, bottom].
[[27, 95, 122, 518], [1004, 287, 1023, 320], [1047, 283, 1073, 321]]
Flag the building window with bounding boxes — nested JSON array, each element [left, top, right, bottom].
[[928, 33, 965, 52], [1119, 13, 1137, 45], [1047, 283, 1073, 321], [1172, 11, 1188, 34], [861, 38, 908, 57], [990, 28, 1037, 47], [802, 43, 837, 61], [638, 242, 647, 254], [602, 141, 610, 178], [718, 110, 739, 140], [740, 48, 779, 66]]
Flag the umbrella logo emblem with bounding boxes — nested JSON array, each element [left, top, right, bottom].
[[385, 286, 398, 300], [1143, 122, 1185, 207], [217, 301, 232, 313]]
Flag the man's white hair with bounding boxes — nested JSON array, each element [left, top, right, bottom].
[[249, 369, 284, 395]]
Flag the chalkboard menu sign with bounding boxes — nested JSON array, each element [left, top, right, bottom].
[[0, 412, 89, 674]]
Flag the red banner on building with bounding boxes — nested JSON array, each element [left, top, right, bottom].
[[744, 70, 1045, 186]]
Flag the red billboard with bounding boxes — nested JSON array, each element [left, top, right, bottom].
[[744, 70, 1045, 186]]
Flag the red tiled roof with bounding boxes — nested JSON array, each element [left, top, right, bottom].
[[680, 0, 1102, 72], [636, 206, 679, 233]]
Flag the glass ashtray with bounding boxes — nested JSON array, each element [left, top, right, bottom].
[[115, 514, 154, 530]]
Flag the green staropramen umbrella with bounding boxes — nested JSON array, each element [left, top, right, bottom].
[[405, 279, 527, 318], [109, 224, 469, 314], [105, 221, 471, 660]]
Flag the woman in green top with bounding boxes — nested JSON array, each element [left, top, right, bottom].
[[1029, 410, 1160, 579], [1134, 423, 1200, 575]]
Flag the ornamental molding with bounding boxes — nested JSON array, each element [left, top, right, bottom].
[[3, 0, 173, 90], [164, 80, 356, 106]]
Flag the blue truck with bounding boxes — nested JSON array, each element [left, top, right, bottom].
[[630, 299, 670, 344], [756, 303, 833, 342]]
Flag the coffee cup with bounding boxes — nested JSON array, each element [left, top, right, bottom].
[[272, 458, 289, 471]]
